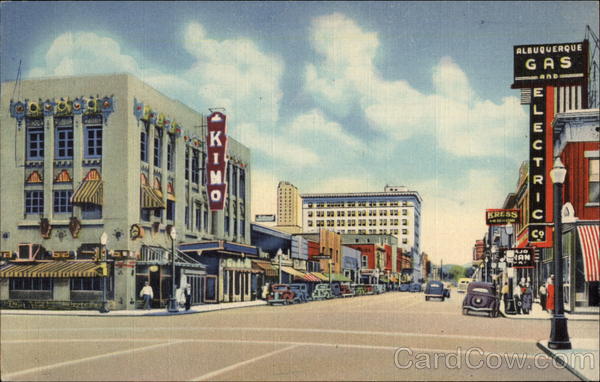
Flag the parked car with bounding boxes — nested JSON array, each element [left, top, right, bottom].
[[340, 283, 355, 297], [288, 283, 310, 303], [424, 280, 448, 301], [374, 284, 386, 294], [399, 283, 410, 292], [330, 282, 342, 298], [457, 278, 472, 293], [353, 284, 366, 296], [312, 283, 333, 300], [462, 282, 500, 318], [364, 284, 375, 295], [409, 283, 422, 292], [267, 284, 296, 305]]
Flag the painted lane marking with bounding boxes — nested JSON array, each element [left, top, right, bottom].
[[1, 326, 533, 344], [1, 339, 184, 380], [190, 344, 300, 381]]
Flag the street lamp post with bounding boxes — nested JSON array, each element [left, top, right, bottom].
[[548, 157, 571, 350], [167, 227, 179, 313], [505, 250, 517, 315], [99, 232, 109, 313], [277, 248, 282, 284]]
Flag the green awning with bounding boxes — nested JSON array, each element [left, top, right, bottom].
[[323, 273, 352, 282]]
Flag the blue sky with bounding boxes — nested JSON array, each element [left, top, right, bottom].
[[2, 1, 598, 265]]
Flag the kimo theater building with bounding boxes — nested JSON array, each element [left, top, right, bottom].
[[0, 74, 253, 310]]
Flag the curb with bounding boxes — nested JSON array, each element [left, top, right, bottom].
[[0, 302, 268, 318], [536, 341, 590, 382], [499, 310, 598, 322]]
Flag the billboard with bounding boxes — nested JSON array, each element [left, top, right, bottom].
[[507, 248, 535, 269], [485, 209, 520, 225], [512, 41, 588, 89], [206, 112, 228, 211]]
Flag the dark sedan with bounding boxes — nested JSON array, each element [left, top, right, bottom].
[[462, 282, 499, 318], [424, 280, 448, 301]]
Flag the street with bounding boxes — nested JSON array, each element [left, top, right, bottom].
[[2, 291, 597, 381]]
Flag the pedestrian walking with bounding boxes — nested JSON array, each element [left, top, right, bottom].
[[261, 283, 270, 300], [513, 284, 522, 314], [184, 284, 192, 311], [501, 282, 509, 313], [521, 282, 532, 314], [139, 281, 153, 310], [539, 283, 547, 311], [546, 275, 555, 314]]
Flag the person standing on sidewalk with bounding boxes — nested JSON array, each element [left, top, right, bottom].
[[184, 284, 192, 311], [139, 281, 154, 310], [539, 282, 547, 311], [546, 275, 555, 314], [513, 283, 522, 314], [521, 282, 532, 314], [501, 282, 510, 313]]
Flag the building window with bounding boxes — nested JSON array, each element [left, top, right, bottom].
[[402, 238, 408, 244], [308, 211, 313, 217], [70, 277, 103, 291], [308, 220, 313, 227], [402, 229, 408, 235], [195, 206, 202, 231], [167, 200, 175, 221], [26, 126, 44, 160], [201, 152, 207, 185], [184, 204, 190, 228], [153, 127, 162, 167], [141, 209, 150, 222], [185, 149, 190, 181], [402, 209, 408, 215], [224, 215, 230, 234], [362, 255, 368, 268], [55, 126, 74, 159], [84, 125, 102, 158], [82, 204, 102, 219], [25, 190, 44, 214], [10, 278, 53, 291], [167, 136, 175, 172], [203, 206, 209, 232], [154, 208, 162, 219], [589, 158, 599, 203], [191, 150, 200, 184], [402, 219, 408, 226], [232, 167, 238, 196], [53, 190, 73, 213], [240, 219, 246, 237], [141, 125, 149, 162]]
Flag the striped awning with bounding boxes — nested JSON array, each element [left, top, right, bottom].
[[252, 260, 277, 277], [303, 273, 321, 282], [577, 225, 599, 282], [141, 185, 165, 209], [310, 272, 329, 282], [280, 266, 319, 282], [0, 261, 108, 278], [71, 180, 103, 205]]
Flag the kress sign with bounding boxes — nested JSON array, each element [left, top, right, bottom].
[[485, 209, 519, 225], [206, 112, 228, 211]]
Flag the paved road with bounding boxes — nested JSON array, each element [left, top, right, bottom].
[[1, 291, 598, 380]]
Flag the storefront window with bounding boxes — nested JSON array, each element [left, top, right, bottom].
[[10, 277, 53, 290], [70, 277, 104, 291]]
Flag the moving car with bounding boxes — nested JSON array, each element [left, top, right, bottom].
[[462, 281, 499, 318], [267, 284, 296, 305], [424, 280, 448, 301], [409, 283, 422, 292], [288, 283, 310, 303], [457, 278, 472, 293]]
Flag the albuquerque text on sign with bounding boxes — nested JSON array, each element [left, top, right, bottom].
[[206, 112, 228, 211], [485, 209, 520, 225], [512, 41, 588, 88]]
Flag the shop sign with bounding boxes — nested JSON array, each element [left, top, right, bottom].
[[528, 88, 549, 244], [512, 41, 588, 88], [507, 248, 535, 268], [206, 112, 228, 211], [255, 214, 276, 222], [485, 209, 520, 225]]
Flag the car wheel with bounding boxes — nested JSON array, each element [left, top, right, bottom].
[[425, 296, 429, 301], [441, 297, 445, 302]]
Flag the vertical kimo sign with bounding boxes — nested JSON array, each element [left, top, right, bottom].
[[206, 112, 228, 211]]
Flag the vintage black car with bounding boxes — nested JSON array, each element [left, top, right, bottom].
[[288, 283, 310, 303], [409, 283, 422, 293], [399, 283, 410, 292], [462, 282, 499, 317], [267, 284, 296, 305], [424, 280, 448, 301]]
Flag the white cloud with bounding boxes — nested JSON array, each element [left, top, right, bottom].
[[417, 170, 506, 265], [305, 13, 528, 158]]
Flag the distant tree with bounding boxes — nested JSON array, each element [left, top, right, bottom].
[[448, 265, 466, 282]]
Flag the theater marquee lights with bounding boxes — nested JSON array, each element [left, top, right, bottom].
[[206, 111, 228, 211]]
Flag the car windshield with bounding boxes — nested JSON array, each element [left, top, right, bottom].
[[472, 287, 490, 293]]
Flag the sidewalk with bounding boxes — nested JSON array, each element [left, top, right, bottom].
[[500, 301, 599, 321], [0, 300, 267, 317], [537, 339, 600, 382]]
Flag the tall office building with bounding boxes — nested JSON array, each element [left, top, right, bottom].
[[276, 181, 302, 233]]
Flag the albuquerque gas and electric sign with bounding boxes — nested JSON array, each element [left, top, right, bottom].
[[206, 111, 228, 211]]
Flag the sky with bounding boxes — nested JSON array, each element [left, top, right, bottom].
[[1, 1, 598, 266]]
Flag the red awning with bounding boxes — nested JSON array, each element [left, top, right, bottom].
[[577, 225, 599, 282], [302, 273, 321, 282]]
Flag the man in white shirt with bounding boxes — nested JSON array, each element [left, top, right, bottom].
[[139, 281, 154, 310]]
